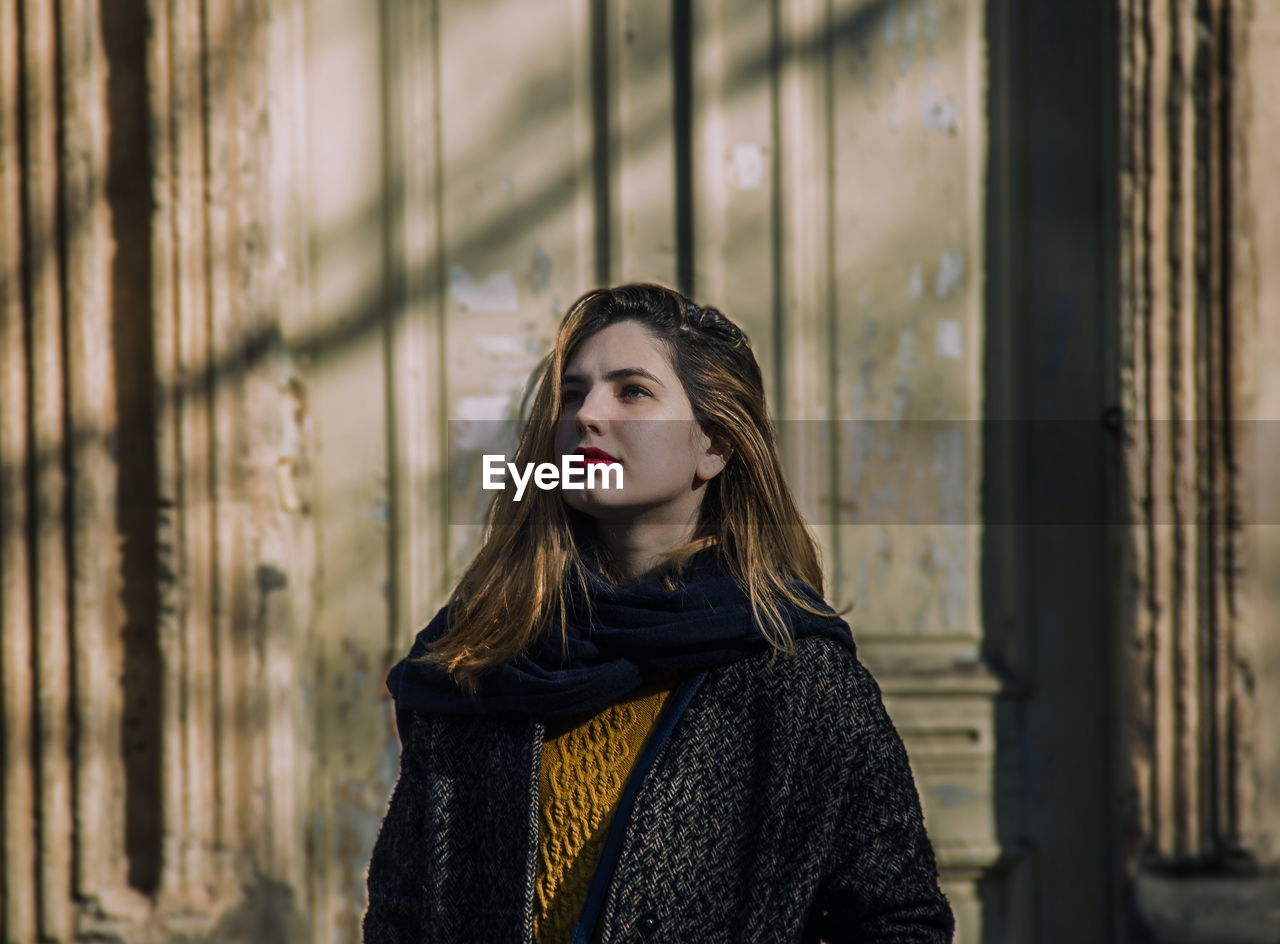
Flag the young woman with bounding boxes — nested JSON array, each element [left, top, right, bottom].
[[363, 283, 954, 944]]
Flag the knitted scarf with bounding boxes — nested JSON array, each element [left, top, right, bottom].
[[385, 544, 856, 719]]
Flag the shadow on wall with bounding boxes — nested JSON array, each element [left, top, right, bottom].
[[2, 0, 975, 939], [206, 876, 310, 944]]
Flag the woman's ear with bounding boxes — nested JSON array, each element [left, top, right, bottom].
[[695, 431, 733, 482]]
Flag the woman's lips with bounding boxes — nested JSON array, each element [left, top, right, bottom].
[[575, 447, 618, 463]]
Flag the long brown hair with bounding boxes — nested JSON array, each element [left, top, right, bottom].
[[414, 282, 840, 695]]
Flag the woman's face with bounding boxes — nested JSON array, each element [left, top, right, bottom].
[[554, 320, 728, 525]]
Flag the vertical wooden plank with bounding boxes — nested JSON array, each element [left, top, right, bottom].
[[691, 0, 727, 305], [1228, 4, 1255, 860], [204, 0, 250, 878], [775, 0, 836, 575], [436, 0, 599, 577], [0, 3, 36, 937], [236, 0, 308, 888], [386, 0, 448, 651], [234, 0, 270, 877], [822, 3, 1029, 942], [1144, 0, 1178, 860], [59, 0, 138, 919], [570, 0, 597, 296], [264, 0, 315, 899], [148, 0, 221, 907], [1166, 0, 1194, 860], [1234, 0, 1280, 871], [827, 0, 984, 648], [304, 0, 391, 935], [23, 0, 75, 936], [610, 0, 677, 285], [691, 0, 777, 374], [146, 0, 183, 900], [0, 322, 35, 944], [1117, 0, 1155, 862], [1204, 0, 1233, 853], [177, 0, 219, 901]]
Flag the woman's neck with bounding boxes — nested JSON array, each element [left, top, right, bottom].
[[593, 524, 714, 586]]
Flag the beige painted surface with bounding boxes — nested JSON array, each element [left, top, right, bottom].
[[1237, 0, 1280, 867], [831, 0, 983, 652], [305, 2, 1007, 939], [0, 0, 1007, 940], [4, 0, 1280, 942], [824, 4, 1009, 938]]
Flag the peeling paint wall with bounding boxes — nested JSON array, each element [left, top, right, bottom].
[[1, 0, 316, 940], [1240, 1, 1280, 873], [825, 5, 996, 934], [365, 0, 1007, 940], [830, 0, 983, 652], [6, 0, 1280, 943], [0, 0, 1017, 941]]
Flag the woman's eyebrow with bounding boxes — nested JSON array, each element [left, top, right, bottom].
[[561, 367, 665, 387]]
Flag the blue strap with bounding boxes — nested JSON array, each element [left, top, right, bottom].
[[568, 669, 709, 944]]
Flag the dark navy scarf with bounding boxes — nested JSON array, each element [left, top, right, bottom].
[[386, 545, 856, 721]]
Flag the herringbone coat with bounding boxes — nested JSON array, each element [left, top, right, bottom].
[[363, 633, 955, 944]]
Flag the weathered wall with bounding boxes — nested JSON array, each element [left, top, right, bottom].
[[1235, 0, 1280, 877], [0, 0, 1055, 941], [1118, 0, 1280, 940], [361, 3, 1011, 939], [822, 1, 1003, 937], [1239, 0, 1280, 874], [281, 0, 1048, 940], [4, 0, 1278, 942], [1, 0, 315, 940]]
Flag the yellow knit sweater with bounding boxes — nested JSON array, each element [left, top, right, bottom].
[[532, 670, 684, 944]]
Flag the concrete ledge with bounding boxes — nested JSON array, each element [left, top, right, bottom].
[[1132, 873, 1280, 944]]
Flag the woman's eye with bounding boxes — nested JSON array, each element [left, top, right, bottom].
[[560, 384, 649, 406]]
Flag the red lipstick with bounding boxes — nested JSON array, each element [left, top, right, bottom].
[[575, 446, 618, 463]]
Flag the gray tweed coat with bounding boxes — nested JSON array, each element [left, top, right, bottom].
[[362, 633, 955, 944]]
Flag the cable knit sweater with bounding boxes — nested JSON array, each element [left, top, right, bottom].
[[363, 633, 954, 944], [533, 671, 680, 943]]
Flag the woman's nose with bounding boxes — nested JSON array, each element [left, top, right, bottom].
[[574, 387, 611, 431]]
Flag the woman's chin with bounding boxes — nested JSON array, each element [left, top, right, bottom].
[[561, 490, 643, 521]]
